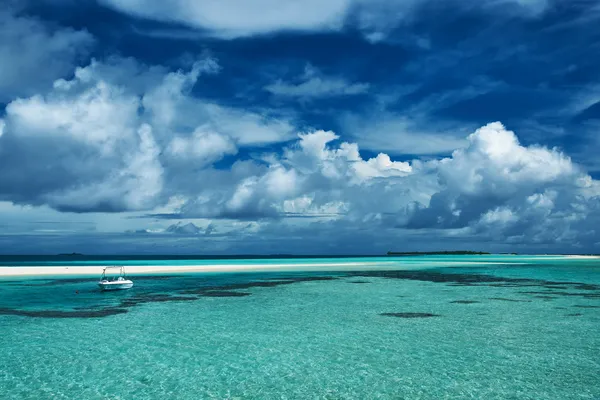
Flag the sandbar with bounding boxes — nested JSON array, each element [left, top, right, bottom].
[[0, 262, 395, 278]]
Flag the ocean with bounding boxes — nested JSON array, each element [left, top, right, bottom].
[[1, 255, 599, 399]]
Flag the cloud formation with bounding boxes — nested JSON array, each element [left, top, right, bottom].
[[0, 56, 295, 212], [2, 116, 599, 252], [0, 7, 94, 102], [265, 65, 369, 99], [2, 0, 600, 254], [98, 0, 554, 39], [405, 123, 595, 233], [163, 122, 599, 250], [341, 111, 469, 155], [2, 57, 598, 250], [99, 0, 350, 38]]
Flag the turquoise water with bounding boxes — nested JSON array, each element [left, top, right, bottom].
[[1, 256, 599, 399], [0, 254, 573, 267]]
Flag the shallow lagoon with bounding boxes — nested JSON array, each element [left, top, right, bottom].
[[1, 256, 599, 399]]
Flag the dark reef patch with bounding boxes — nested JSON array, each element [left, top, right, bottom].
[[182, 276, 337, 295], [566, 313, 583, 317], [351, 270, 535, 285], [29, 275, 182, 287], [520, 290, 600, 299], [37, 278, 97, 286], [8, 266, 598, 320], [1, 280, 39, 286], [573, 284, 598, 291], [261, 276, 336, 282], [380, 312, 440, 318], [72, 305, 106, 310], [0, 307, 128, 318], [198, 291, 251, 297], [521, 291, 562, 295], [532, 295, 557, 300], [120, 294, 198, 307], [349, 271, 600, 295], [1, 275, 339, 319], [487, 283, 540, 288], [446, 283, 478, 287], [489, 297, 532, 303], [182, 281, 291, 294]]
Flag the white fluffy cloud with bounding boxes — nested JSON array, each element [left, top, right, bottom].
[[0, 56, 295, 212], [437, 122, 579, 195], [0, 7, 94, 102], [98, 0, 553, 39], [161, 121, 600, 251], [287, 130, 412, 184], [405, 122, 599, 245], [150, 128, 414, 220], [0, 76, 163, 211], [167, 128, 237, 165], [1, 48, 598, 250]]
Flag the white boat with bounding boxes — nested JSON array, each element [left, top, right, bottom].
[[98, 266, 133, 291]]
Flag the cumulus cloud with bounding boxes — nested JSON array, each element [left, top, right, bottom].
[[1, 47, 598, 250], [167, 128, 238, 166], [265, 65, 369, 99], [159, 129, 414, 220], [287, 130, 412, 184], [46, 124, 163, 213], [0, 56, 295, 212], [0, 7, 94, 102], [404, 123, 598, 244], [152, 121, 600, 250], [5, 86, 597, 250], [1, 77, 163, 212], [98, 0, 553, 39]]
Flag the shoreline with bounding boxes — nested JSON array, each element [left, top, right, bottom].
[[563, 255, 600, 259], [0, 262, 398, 278], [0, 254, 597, 278]]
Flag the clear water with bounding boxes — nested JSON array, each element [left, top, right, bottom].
[[0, 254, 574, 267], [1, 256, 599, 399]]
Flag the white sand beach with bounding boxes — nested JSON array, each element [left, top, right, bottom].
[[564, 255, 600, 259], [1, 255, 596, 278], [0, 262, 396, 278]]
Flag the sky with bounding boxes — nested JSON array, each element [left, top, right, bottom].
[[1, 0, 600, 255]]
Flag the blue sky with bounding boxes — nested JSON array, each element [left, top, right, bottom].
[[1, 0, 600, 254]]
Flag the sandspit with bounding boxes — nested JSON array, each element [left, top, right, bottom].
[[0, 262, 395, 278]]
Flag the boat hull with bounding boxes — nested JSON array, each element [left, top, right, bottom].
[[98, 281, 133, 291]]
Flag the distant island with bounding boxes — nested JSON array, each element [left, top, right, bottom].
[[387, 251, 491, 256], [57, 253, 84, 256]]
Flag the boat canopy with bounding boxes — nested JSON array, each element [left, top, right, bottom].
[[100, 266, 128, 278]]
